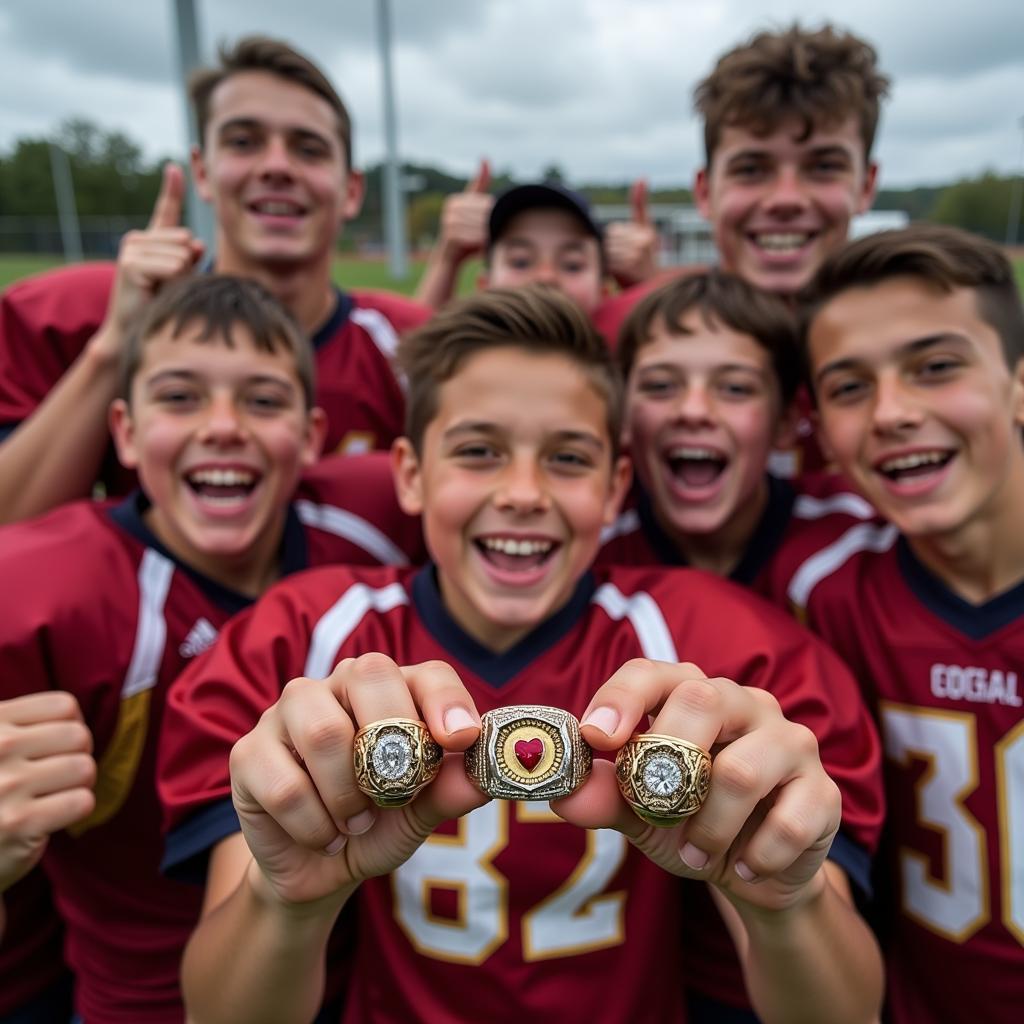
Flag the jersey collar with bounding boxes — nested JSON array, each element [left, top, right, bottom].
[[637, 474, 796, 585], [410, 564, 597, 687], [108, 490, 309, 615], [897, 536, 1024, 641]]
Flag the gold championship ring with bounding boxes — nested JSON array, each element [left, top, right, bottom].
[[353, 718, 444, 808], [615, 733, 712, 827], [464, 705, 592, 800]]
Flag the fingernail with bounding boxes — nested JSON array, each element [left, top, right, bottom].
[[680, 843, 709, 870], [444, 706, 476, 734], [735, 861, 760, 883], [582, 706, 619, 736], [324, 834, 347, 856], [345, 810, 376, 835]]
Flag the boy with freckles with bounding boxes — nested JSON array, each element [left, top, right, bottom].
[[159, 285, 885, 1024], [793, 224, 1024, 1024]]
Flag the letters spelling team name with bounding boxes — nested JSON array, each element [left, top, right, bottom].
[[930, 664, 1023, 707]]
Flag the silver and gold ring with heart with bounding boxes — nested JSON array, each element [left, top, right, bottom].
[[464, 705, 592, 800]]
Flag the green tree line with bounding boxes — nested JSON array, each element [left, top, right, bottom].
[[1, 118, 1021, 245]]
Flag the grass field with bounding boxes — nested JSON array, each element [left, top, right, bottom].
[[1, 253, 1022, 296]]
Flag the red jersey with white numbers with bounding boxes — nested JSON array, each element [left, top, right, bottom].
[[160, 564, 882, 1024], [0, 263, 430, 467], [793, 529, 1024, 1024], [0, 455, 422, 1023]]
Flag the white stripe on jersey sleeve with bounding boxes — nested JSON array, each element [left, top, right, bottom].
[[792, 491, 876, 521], [122, 549, 174, 699], [304, 581, 410, 680], [599, 507, 640, 545], [295, 499, 410, 566], [592, 583, 679, 663], [350, 306, 407, 391], [787, 521, 899, 610]]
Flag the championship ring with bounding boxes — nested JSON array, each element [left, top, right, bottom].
[[615, 733, 712, 827], [353, 718, 444, 808], [464, 705, 592, 800]]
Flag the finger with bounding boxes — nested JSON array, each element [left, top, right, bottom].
[[335, 653, 419, 727], [467, 158, 491, 194], [0, 693, 86, 729], [273, 677, 373, 838], [6, 787, 96, 838], [630, 179, 649, 225], [551, 759, 648, 840], [579, 659, 709, 750], [12, 752, 96, 801], [401, 661, 480, 749], [148, 162, 185, 230], [404, 754, 490, 831], [231, 719, 351, 853], [0, 719, 93, 761]]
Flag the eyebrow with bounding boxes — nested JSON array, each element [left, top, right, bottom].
[[217, 117, 330, 145], [443, 421, 606, 451], [814, 332, 970, 385], [144, 368, 296, 389], [637, 360, 767, 375]]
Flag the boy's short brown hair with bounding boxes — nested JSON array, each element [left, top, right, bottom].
[[804, 223, 1024, 369], [120, 274, 316, 407], [396, 285, 623, 454], [618, 270, 802, 405], [694, 23, 889, 164], [189, 35, 354, 169]]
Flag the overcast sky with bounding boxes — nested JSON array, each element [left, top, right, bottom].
[[1, 0, 1022, 190]]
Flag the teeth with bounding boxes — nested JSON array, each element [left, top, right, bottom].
[[255, 201, 301, 215], [188, 469, 256, 487], [755, 233, 810, 251], [481, 537, 553, 556], [880, 452, 948, 473], [668, 447, 723, 461]]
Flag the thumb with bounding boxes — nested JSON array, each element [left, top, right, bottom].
[[466, 158, 491, 195], [630, 178, 649, 226], [148, 163, 185, 230]]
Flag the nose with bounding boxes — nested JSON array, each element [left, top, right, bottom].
[[674, 381, 714, 426], [199, 393, 247, 446], [257, 133, 295, 179], [529, 261, 560, 287], [494, 453, 549, 514], [872, 373, 922, 435], [762, 165, 809, 217]]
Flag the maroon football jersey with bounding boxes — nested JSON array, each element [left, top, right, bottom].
[[795, 530, 1024, 1024], [0, 458, 421, 1023], [0, 264, 431, 480], [160, 563, 883, 1024]]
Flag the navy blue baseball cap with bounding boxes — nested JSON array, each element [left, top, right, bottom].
[[487, 183, 603, 248]]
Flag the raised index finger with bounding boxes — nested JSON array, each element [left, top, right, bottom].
[[466, 157, 491, 194], [630, 178, 649, 225], [148, 163, 185, 230]]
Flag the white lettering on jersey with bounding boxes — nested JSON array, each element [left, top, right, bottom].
[[930, 664, 1022, 707]]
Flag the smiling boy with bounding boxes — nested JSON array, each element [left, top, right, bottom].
[[159, 285, 884, 1024], [0, 35, 430, 524], [795, 224, 1024, 1023], [0, 275, 424, 1023]]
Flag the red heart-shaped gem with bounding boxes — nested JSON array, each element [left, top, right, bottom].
[[514, 737, 544, 772]]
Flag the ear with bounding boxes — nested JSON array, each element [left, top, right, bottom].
[[341, 169, 365, 223], [190, 144, 214, 205], [300, 407, 329, 468], [109, 399, 139, 470], [1011, 357, 1024, 429], [856, 160, 879, 215], [693, 167, 712, 220], [391, 437, 425, 515], [603, 454, 633, 526]]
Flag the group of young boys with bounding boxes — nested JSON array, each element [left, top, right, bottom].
[[0, 20, 1019, 1024]]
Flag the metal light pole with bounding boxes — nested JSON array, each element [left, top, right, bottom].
[[1006, 116, 1024, 248], [48, 143, 83, 262], [172, 0, 215, 247], [376, 0, 409, 279]]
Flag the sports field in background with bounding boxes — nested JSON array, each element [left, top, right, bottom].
[[0, 253, 1022, 296]]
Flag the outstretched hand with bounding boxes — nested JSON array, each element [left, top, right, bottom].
[[553, 659, 841, 913], [603, 179, 659, 288]]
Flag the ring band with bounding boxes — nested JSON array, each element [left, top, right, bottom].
[[615, 733, 712, 827], [465, 705, 592, 800], [353, 718, 444, 808]]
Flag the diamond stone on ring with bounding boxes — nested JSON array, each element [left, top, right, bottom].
[[353, 718, 443, 808], [615, 733, 712, 827], [464, 705, 592, 800]]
